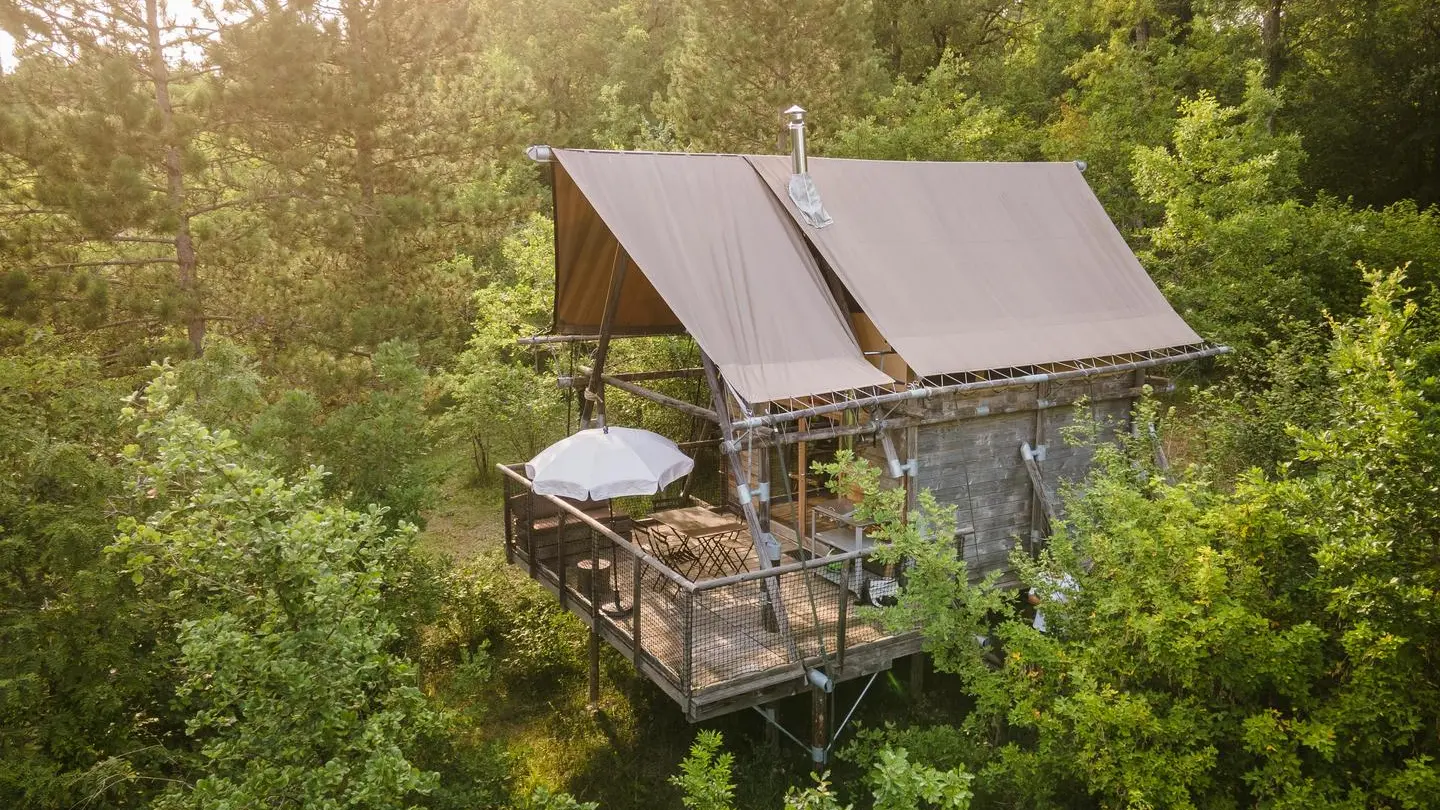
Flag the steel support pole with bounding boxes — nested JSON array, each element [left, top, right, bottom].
[[700, 352, 800, 662]]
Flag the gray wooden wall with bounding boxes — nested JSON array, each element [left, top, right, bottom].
[[911, 372, 1137, 584]]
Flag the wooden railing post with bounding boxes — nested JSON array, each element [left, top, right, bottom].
[[588, 527, 601, 708], [836, 559, 851, 673], [556, 512, 569, 610], [632, 552, 643, 667]]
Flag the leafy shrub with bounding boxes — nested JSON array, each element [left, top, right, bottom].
[[432, 554, 585, 690], [866, 269, 1440, 808]]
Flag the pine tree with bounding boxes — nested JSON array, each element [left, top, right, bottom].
[[655, 0, 883, 152], [0, 0, 227, 359]]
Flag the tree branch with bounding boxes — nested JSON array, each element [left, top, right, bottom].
[[28, 258, 178, 270]]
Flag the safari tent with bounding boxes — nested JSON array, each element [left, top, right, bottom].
[[499, 110, 1224, 761]]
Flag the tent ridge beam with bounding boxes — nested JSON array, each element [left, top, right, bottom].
[[559, 367, 705, 385], [516, 329, 689, 345]]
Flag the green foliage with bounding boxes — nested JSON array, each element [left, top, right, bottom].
[[655, 0, 883, 152], [438, 215, 567, 479], [4, 0, 1440, 806], [1135, 82, 1440, 351], [1181, 319, 1331, 476], [431, 553, 585, 690], [784, 773, 850, 810], [516, 784, 600, 810], [863, 270, 1440, 808], [869, 748, 973, 810], [826, 54, 1040, 162], [670, 731, 736, 810], [111, 367, 443, 809], [0, 346, 178, 810], [163, 337, 438, 524], [672, 731, 975, 810]]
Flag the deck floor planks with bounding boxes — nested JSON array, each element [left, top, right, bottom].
[[549, 528, 892, 693]]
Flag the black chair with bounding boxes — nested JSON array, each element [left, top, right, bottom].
[[635, 522, 698, 598]]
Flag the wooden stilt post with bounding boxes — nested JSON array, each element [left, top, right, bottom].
[[588, 628, 601, 708], [910, 652, 926, 697], [811, 685, 830, 768]]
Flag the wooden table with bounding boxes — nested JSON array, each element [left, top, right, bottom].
[[651, 507, 749, 578], [653, 506, 744, 537]]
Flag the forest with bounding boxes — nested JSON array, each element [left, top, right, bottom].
[[1, 0, 1438, 808]]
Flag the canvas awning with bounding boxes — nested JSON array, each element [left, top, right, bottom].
[[553, 149, 891, 403], [747, 156, 1203, 376]]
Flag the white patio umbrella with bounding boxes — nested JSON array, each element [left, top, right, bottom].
[[525, 426, 694, 500]]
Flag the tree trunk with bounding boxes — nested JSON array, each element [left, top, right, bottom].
[[144, 0, 204, 356], [1261, 0, 1284, 88]]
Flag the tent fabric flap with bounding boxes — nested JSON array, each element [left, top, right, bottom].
[[553, 160, 680, 334], [746, 156, 1203, 377], [553, 149, 891, 403]]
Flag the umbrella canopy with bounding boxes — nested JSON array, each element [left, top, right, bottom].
[[525, 427, 695, 501]]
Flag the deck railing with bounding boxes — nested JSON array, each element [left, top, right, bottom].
[[498, 464, 895, 713]]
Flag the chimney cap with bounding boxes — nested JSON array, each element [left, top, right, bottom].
[[784, 104, 806, 121]]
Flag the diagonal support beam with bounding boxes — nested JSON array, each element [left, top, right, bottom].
[[580, 248, 630, 428], [701, 351, 802, 665], [577, 365, 720, 423], [1021, 441, 1059, 533]]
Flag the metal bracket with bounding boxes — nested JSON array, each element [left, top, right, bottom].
[[759, 532, 781, 562], [1021, 442, 1047, 462], [756, 482, 770, 502], [880, 429, 917, 478]]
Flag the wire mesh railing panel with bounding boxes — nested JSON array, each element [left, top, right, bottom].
[[777, 567, 845, 664], [689, 579, 793, 690]]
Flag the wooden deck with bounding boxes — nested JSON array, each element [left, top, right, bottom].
[[509, 520, 919, 720]]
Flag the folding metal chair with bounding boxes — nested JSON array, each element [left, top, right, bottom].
[[635, 523, 698, 598], [693, 527, 750, 578]]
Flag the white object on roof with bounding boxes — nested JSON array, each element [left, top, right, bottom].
[[525, 427, 695, 501]]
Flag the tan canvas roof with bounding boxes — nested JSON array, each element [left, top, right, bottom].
[[553, 149, 891, 403], [550, 148, 1204, 402], [746, 156, 1202, 376]]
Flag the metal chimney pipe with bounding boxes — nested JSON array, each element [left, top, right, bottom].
[[785, 105, 808, 174]]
